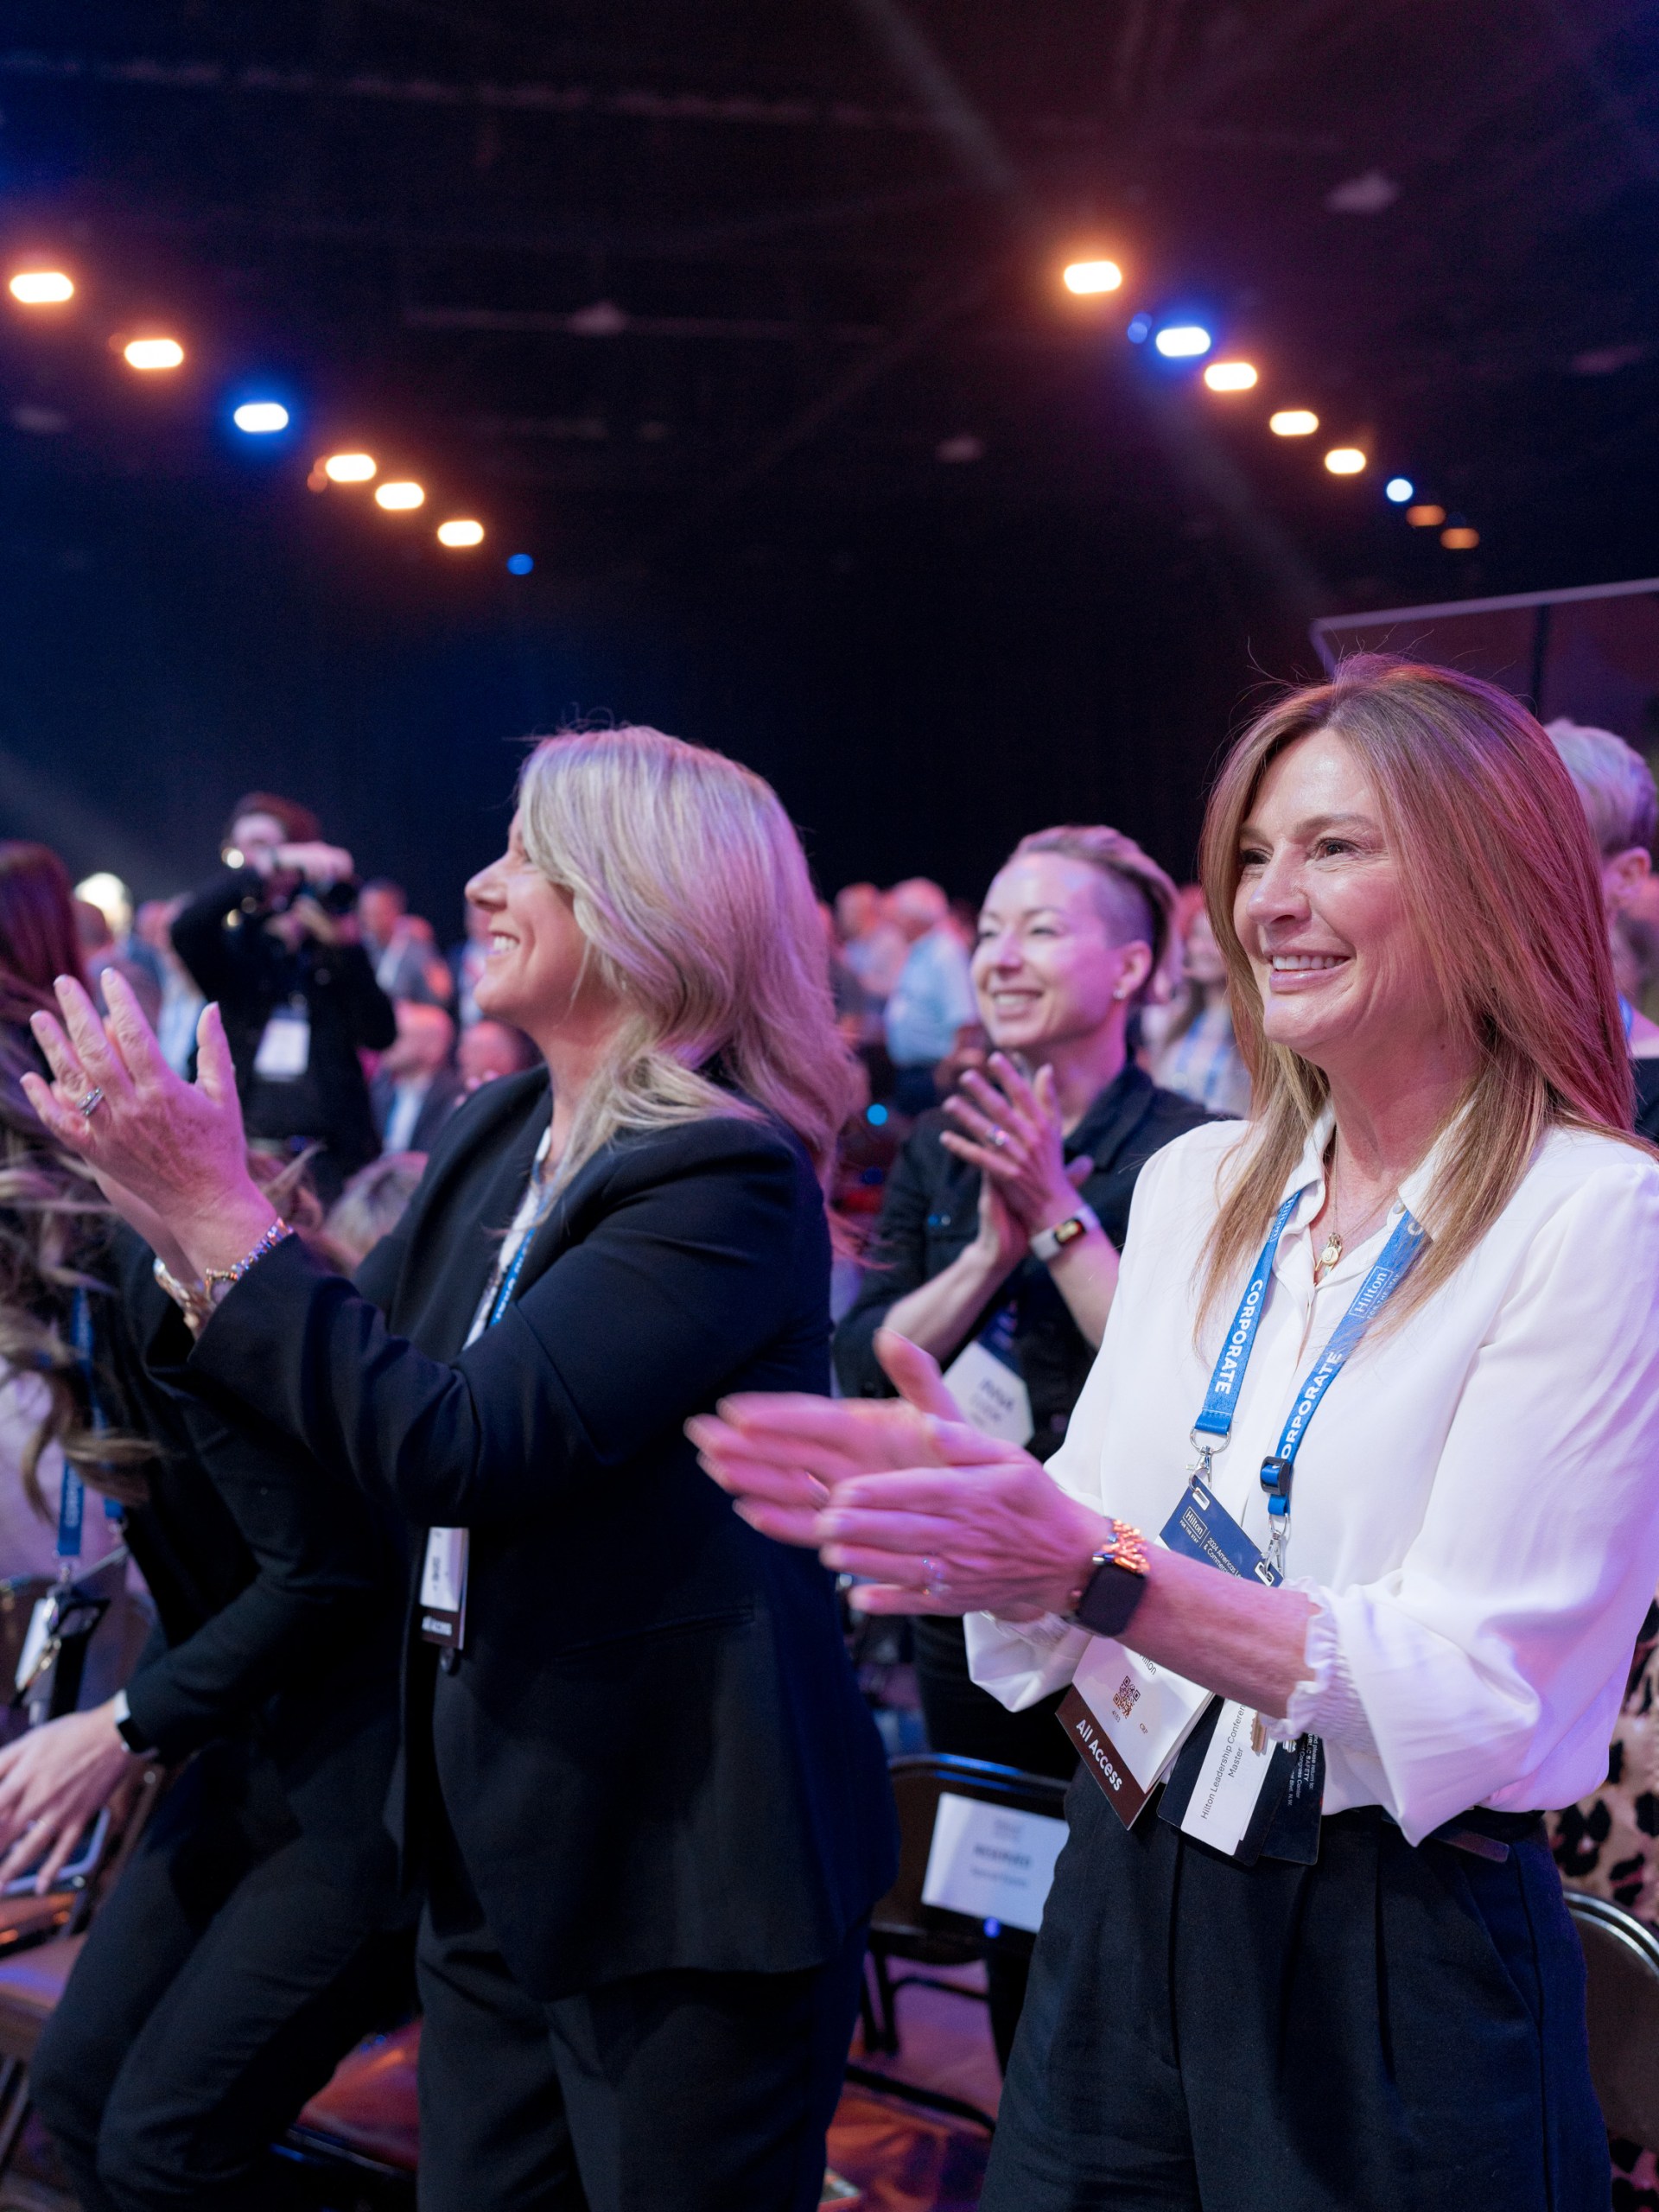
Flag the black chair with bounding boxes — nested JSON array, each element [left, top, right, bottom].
[[1564, 1887, 1659, 2155], [850, 1752, 1069, 2133]]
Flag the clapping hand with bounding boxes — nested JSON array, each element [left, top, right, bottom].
[[941, 1054, 1090, 1236]]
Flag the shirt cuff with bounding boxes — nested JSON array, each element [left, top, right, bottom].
[[1257, 1581, 1378, 1756]]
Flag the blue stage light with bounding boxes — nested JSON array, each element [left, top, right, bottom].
[[866, 1102, 889, 1126], [232, 401, 289, 435], [1385, 476, 1414, 504], [1126, 314, 1152, 344], [506, 553, 534, 575], [1154, 323, 1213, 359]]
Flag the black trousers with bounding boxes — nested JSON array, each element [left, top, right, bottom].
[[415, 1834, 867, 2212], [982, 1776, 1610, 2212], [32, 1742, 413, 2212], [912, 1614, 1075, 2068]]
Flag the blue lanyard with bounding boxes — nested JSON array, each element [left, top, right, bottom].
[[60, 1290, 125, 1568], [486, 1217, 544, 1331], [1192, 1184, 1425, 1571]]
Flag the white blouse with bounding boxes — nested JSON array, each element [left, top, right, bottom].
[[966, 1110, 1659, 1843]]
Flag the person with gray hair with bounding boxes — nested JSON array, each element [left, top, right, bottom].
[[1547, 716, 1659, 1140]]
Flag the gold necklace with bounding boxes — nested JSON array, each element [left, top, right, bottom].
[[1315, 1227, 1344, 1280]]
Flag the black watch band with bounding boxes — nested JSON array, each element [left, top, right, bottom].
[[112, 1699, 156, 1758], [1071, 1559, 1150, 1638]]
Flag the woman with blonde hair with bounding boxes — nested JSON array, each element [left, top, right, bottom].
[[25, 727, 897, 2212], [693, 658, 1659, 2209]]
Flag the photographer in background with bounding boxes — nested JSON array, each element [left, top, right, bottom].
[[171, 795, 395, 1205]]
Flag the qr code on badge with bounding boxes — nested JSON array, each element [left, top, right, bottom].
[[1113, 1675, 1141, 1720]]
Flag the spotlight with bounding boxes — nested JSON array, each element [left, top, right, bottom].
[[1406, 503, 1446, 528], [436, 518, 484, 547], [1203, 361, 1257, 392], [1126, 314, 1152, 344], [1324, 447, 1367, 475], [1384, 476, 1414, 504], [1440, 524, 1479, 550], [1154, 323, 1212, 359], [1063, 259, 1123, 296], [1269, 410, 1319, 436], [506, 553, 534, 575], [374, 480, 424, 511], [123, 337, 185, 372], [9, 271, 73, 306], [323, 452, 377, 484], [232, 401, 289, 435]]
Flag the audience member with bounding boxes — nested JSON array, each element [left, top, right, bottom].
[[323, 1151, 429, 1273], [41, 727, 898, 2212], [835, 822, 1208, 2063], [75, 899, 162, 1033], [1548, 716, 1659, 1141], [360, 879, 454, 1007], [371, 1001, 464, 1154], [836, 883, 907, 1004], [132, 898, 204, 1077], [170, 792, 396, 1204], [448, 898, 493, 1028], [457, 1015, 537, 1090], [700, 658, 1659, 2212], [883, 878, 977, 1116], [1150, 886, 1254, 1118]]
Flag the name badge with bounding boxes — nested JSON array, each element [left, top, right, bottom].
[[253, 1005, 311, 1081], [418, 1526, 469, 1650], [1149, 1478, 1325, 1864], [1058, 1634, 1211, 1830], [942, 1305, 1034, 1447]]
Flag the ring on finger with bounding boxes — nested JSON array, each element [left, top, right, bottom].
[[77, 1088, 105, 1120], [989, 1128, 1009, 1150], [920, 1555, 950, 1599]]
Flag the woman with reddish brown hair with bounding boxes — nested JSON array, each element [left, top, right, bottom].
[[696, 656, 1659, 2210]]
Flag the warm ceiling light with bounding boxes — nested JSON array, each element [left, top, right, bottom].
[[1203, 360, 1257, 392], [123, 337, 184, 371], [1154, 323, 1213, 359], [374, 480, 424, 511], [436, 518, 485, 547], [1324, 447, 1367, 475], [1062, 259, 1122, 296], [1269, 409, 1319, 436], [323, 451, 377, 483], [1406, 502, 1446, 528], [9, 271, 73, 305], [1440, 524, 1480, 550]]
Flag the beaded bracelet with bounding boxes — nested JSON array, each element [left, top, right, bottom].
[[202, 1218, 294, 1303]]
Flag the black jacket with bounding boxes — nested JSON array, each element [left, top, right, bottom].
[[112, 1232, 408, 1915], [172, 869, 396, 1178], [184, 1069, 898, 2001], [836, 1064, 1213, 1456]]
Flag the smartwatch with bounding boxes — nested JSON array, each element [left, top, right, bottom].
[[1067, 1520, 1151, 1638], [1030, 1202, 1101, 1265], [111, 1690, 157, 1758]]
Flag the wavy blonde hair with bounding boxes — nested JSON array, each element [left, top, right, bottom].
[[1195, 655, 1638, 1334], [516, 726, 859, 1189]]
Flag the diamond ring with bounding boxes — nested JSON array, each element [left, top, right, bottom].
[[78, 1088, 105, 1120]]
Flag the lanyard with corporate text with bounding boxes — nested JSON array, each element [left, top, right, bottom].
[[1191, 1187, 1426, 1573]]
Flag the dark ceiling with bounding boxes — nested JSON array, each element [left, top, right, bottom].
[[0, 2, 1656, 910]]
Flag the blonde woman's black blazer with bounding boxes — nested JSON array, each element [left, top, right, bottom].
[[183, 1068, 897, 2002]]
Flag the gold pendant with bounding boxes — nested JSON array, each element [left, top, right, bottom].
[[1317, 1230, 1343, 1277]]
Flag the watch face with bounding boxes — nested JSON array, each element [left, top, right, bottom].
[[1054, 1217, 1086, 1246]]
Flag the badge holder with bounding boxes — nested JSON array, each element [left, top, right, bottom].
[[942, 1303, 1035, 1448]]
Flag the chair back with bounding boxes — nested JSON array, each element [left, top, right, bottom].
[[876, 1753, 1069, 1960], [1565, 1887, 1659, 2150]]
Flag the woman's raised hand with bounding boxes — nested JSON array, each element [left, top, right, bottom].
[[20, 971, 272, 1274], [690, 1325, 1105, 1618], [941, 1053, 1090, 1236]]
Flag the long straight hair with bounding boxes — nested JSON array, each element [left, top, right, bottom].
[[516, 727, 859, 1189], [1194, 655, 1637, 1334]]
